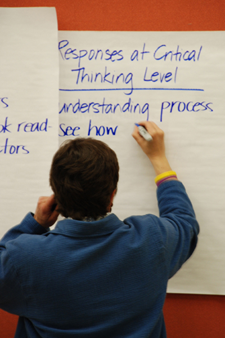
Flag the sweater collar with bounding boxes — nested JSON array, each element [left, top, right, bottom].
[[52, 213, 124, 238]]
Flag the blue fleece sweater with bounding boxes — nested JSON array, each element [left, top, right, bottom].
[[0, 181, 199, 338]]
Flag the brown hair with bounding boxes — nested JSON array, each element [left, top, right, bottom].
[[50, 138, 119, 220]]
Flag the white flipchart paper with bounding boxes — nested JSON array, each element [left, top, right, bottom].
[[0, 8, 59, 237], [58, 31, 225, 295]]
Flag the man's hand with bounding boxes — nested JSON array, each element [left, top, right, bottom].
[[34, 195, 59, 228], [132, 121, 172, 176]]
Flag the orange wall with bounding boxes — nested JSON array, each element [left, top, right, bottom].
[[1, 0, 225, 337]]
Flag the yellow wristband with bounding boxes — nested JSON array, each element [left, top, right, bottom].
[[154, 171, 177, 184]]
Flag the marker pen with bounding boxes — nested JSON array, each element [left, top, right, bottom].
[[135, 123, 153, 142]]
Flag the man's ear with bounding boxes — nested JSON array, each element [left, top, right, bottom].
[[107, 188, 117, 212]]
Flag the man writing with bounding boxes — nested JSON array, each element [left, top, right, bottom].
[[0, 121, 199, 338]]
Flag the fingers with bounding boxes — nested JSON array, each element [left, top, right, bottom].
[[132, 121, 171, 175], [38, 195, 57, 212], [132, 121, 164, 144], [132, 121, 166, 159], [46, 195, 58, 212], [34, 195, 59, 228], [138, 121, 164, 139], [132, 125, 144, 144]]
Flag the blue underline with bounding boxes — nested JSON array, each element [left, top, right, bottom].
[[59, 88, 204, 92]]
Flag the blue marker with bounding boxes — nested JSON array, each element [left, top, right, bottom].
[[135, 123, 153, 142]]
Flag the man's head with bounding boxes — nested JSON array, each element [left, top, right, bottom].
[[50, 138, 119, 220]]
